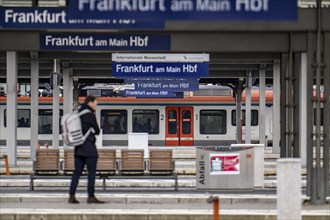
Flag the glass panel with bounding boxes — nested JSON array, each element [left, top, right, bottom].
[[132, 109, 159, 134], [168, 110, 177, 135], [231, 110, 258, 126], [100, 110, 127, 134], [182, 110, 191, 134], [4, 109, 30, 127], [200, 110, 226, 134], [38, 109, 63, 134]]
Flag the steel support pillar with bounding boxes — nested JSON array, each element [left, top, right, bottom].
[[52, 60, 60, 148], [323, 32, 330, 199], [306, 30, 329, 204], [235, 79, 244, 144], [273, 60, 281, 154], [245, 72, 252, 144], [6, 51, 17, 166], [259, 67, 266, 146], [299, 53, 308, 167], [293, 53, 301, 158], [63, 68, 73, 148], [30, 56, 39, 159], [63, 68, 73, 116], [280, 51, 296, 158]]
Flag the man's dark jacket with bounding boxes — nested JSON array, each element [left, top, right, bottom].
[[75, 103, 100, 157]]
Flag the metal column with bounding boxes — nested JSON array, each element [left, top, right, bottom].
[[63, 68, 73, 116], [273, 60, 281, 154], [63, 68, 73, 148], [293, 53, 301, 158], [6, 51, 17, 166], [30, 56, 39, 159], [245, 72, 252, 144], [306, 29, 328, 204], [323, 32, 330, 199], [52, 60, 60, 148], [259, 67, 266, 146], [236, 79, 244, 143], [299, 53, 308, 167]]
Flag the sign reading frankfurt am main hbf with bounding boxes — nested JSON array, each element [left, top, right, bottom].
[[0, 0, 298, 29], [112, 53, 209, 78], [40, 34, 170, 51]]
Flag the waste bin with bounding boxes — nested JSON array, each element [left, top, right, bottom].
[[196, 146, 254, 190]]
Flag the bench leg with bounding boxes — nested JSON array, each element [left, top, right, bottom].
[[29, 175, 34, 191], [102, 178, 106, 191], [174, 173, 178, 191]]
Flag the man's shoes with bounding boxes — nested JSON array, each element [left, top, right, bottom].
[[68, 195, 79, 204], [87, 196, 105, 204]]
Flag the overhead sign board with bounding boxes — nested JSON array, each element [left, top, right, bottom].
[[0, 0, 297, 30], [125, 90, 183, 98], [112, 62, 208, 78], [40, 34, 170, 51], [125, 78, 199, 91], [112, 53, 209, 63], [112, 53, 209, 78]]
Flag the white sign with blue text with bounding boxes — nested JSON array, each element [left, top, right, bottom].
[[112, 53, 209, 78], [0, 0, 297, 30]]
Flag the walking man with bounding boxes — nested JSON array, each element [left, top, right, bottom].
[[68, 96, 104, 204]]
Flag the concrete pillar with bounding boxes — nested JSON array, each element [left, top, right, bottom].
[[299, 54, 307, 167], [273, 60, 281, 154], [245, 72, 252, 144], [6, 51, 17, 166], [277, 158, 301, 220], [30, 58, 39, 159], [259, 68, 266, 146], [52, 60, 60, 148]]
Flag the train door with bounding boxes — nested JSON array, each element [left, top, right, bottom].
[[165, 107, 194, 146]]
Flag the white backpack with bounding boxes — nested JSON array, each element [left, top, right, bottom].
[[61, 109, 95, 147]]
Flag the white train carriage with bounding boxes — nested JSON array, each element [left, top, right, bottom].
[[0, 92, 273, 147]]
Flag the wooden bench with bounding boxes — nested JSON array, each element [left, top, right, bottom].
[[30, 149, 60, 190], [120, 150, 145, 174], [149, 149, 174, 174], [106, 149, 178, 191], [30, 148, 117, 191], [30, 149, 178, 191]]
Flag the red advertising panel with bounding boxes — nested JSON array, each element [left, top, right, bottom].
[[210, 154, 240, 175]]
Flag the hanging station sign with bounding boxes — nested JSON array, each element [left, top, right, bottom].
[[112, 53, 209, 78], [40, 33, 170, 51], [0, 0, 298, 30], [113, 53, 209, 98]]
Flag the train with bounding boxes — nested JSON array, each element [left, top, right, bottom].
[[0, 87, 274, 147]]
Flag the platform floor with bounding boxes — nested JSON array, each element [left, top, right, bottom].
[[1, 176, 330, 220]]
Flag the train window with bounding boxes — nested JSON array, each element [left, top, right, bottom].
[[100, 110, 127, 134], [182, 110, 191, 134], [231, 110, 258, 126], [4, 109, 30, 128], [168, 110, 177, 135], [132, 109, 159, 134], [38, 109, 63, 134], [200, 110, 226, 134]]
